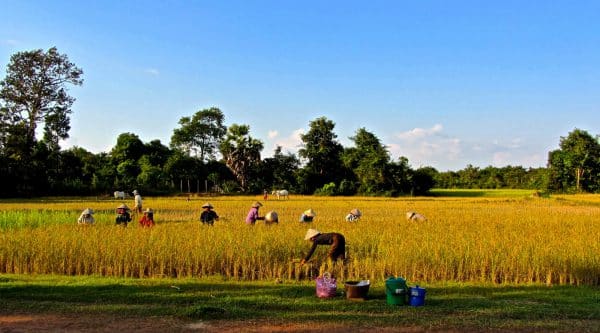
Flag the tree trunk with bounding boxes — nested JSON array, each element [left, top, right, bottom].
[[575, 167, 584, 191]]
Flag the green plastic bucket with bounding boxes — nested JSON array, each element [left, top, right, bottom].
[[385, 276, 408, 305]]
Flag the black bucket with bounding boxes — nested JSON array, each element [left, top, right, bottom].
[[344, 280, 370, 300]]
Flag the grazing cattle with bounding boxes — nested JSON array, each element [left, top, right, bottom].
[[406, 211, 427, 222], [114, 191, 125, 200], [271, 190, 289, 200]]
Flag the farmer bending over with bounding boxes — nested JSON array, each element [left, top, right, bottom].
[[139, 208, 155, 228], [115, 204, 132, 227], [300, 229, 346, 265], [200, 202, 219, 225], [245, 201, 264, 225]]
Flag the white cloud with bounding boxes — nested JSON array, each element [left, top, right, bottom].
[[492, 151, 512, 166], [263, 128, 304, 156], [144, 68, 159, 76], [389, 124, 464, 169], [396, 124, 443, 141], [2, 39, 19, 46]]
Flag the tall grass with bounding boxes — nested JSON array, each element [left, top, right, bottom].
[[0, 195, 598, 285]]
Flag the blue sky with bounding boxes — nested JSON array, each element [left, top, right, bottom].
[[1, 1, 599, 171]]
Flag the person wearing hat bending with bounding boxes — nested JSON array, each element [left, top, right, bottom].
[[345, 208, 362, 222], [132, 190, 143, 214], [77, 208, 95, 225], [200, 202, 219, 226], [245, 201, 264, 225], [300, 229, 346, 265], [115, 204, 132, 227], [139, 208, 155, 228], [299, 208, 316, 223]]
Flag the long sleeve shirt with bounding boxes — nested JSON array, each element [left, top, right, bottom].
[[245, 207, 261, 225], [304, 233, 345, 261]]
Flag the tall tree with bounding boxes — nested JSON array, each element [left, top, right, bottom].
[[219, 124, 263, 191], [262, 146, 300, 191], [170, 107, 226, 162], [0, 47, 83, 156], [298, 117, 344, 193], [548, 128, 600, 192], [342, 128, 390, 194]]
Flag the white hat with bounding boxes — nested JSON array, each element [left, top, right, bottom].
[[201, 202, 213, 209], [82, 208, 94, 215], [133, 190, 139, 195], [265, 211, 278, 222], [304, 228, 320, 240], [350, 208, 362, 217], [303, 209, 316, 217], [144, 208, 154, 214], [117, 203, 130, 210], [251, 201, 263, 208]]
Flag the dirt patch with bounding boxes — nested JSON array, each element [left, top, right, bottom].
[[0, 313, 441, 333]]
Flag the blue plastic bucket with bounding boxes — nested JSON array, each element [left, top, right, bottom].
[[409, 285, 426, 306]]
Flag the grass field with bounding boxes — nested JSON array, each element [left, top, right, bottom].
[[0, 191, 598, 331], [0, 274, 598, 332]]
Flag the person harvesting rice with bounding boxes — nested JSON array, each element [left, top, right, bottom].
[[199, 202, 219, 226], [245, 201, 265, 225], [300, 229, 346, 265]]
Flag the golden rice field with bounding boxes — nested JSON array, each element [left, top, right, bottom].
[[0, 193, 599, 285]]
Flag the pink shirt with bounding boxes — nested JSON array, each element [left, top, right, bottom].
[[246, 207, 259, 225]]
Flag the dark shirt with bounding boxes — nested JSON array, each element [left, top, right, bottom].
[[200, 210, 219, 225], [304, 232, 346, 261], [116, 213, 131, 226]]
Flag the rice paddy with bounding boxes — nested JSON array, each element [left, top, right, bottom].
[[0, 193, 598, 286]]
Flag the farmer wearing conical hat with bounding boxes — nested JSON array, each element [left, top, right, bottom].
[[77, 208, 95, 225], [300, 229, 346, 265], [200, 202, 219, 226], [245, 201, 264, 225], [299, 208, 316, 223], [115, 203, 132, 227], [345, 208, 362, 222], [139, 208, 155, 228]]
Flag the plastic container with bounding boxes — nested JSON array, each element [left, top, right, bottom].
[[344, 280, 370, 300], [409, 285, 426, 306], [385, 276, 408, 305]]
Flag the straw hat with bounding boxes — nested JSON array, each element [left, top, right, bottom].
[[265, 211, 278, 222], [144, 208, 154, 214], [350, 208, 362, 217], [251, 201, 263, 208], [82, 208, 94, 215], [201, 202, 213, 209], [117, 203, 130, 210], [304, 228, 321, 240], [303, 209, 316, 217]]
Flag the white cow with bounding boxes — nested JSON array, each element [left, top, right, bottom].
[[271, 189, 289, 200], [406, 211, 427, 222], [114, 191, 125, 200]]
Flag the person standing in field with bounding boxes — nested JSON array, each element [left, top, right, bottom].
[[263, 189, 268, 200], [139, 208, 155, 228], [115, 204, 132, 227], [245, 201, 265, 225], [77, 208, 95, 225], [199, 202, 219, 226], [132, 190, 143, 214], [300, 229, 346, 265]]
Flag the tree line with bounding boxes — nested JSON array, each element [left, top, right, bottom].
[[1, 48, 599, 197]]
